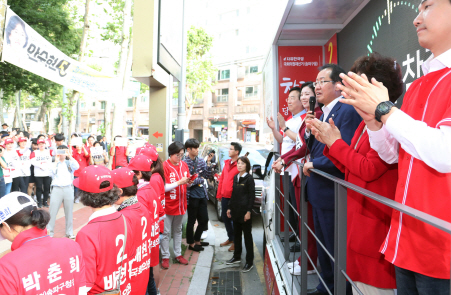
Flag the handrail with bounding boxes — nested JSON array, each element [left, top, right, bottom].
[[270, 154, 451, 295]]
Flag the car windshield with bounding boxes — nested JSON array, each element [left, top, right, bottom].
[[219, 147, 268, 169]]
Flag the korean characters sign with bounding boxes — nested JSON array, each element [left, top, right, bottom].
[[278, 46, 323, 120], [2, 8, 120, 98]]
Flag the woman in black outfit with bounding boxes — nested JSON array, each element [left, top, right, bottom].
[[225, 156, 255, 272]]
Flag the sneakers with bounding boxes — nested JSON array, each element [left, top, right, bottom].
[[290, 265, 301, 276], [74, 198, 80, 204], [161, 258, 170, 269], [175, 255, 189, 265], [226, 257, 241, 265], [287, 260, 300, 269], [201, 231, 208, 240], [242, 263, 254, 273], [220, 240, 233, 247], [228, 243, 235, 252], [66, 235, 76, 239]]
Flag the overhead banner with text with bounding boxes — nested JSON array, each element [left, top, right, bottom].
[[2, 8, 120, 97]]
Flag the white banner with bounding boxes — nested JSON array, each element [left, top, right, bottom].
[[2, 8, 120, 97], [29, 121, 43, 132]]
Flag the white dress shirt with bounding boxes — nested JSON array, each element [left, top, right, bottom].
[[368, 48, 451, 173]]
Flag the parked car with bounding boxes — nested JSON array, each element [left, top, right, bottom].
[[200, 142, 272, 222]]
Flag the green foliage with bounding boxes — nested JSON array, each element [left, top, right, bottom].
[[0, 0, 81, 108], [98, 0, 126, 45], [186, 26, 216, 105]]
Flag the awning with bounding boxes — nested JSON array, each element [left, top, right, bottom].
[[210, 121, 228, 129]]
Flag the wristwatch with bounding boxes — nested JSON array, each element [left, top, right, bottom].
[[375, 101, 395, 122], [283, 126, 290, 132]]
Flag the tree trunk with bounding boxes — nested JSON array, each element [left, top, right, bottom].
[[15, 91, 24, 130], [104, 101, 111, 141], [184, 93, 195, 130], [58, 110, 63, 133], [69, 0, 91, 134], [111, 0, 133, 138], [0, 90, 4, 125], [132, 96, 138, 137]]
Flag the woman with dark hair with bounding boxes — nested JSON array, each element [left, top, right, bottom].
[[110, 135, 131, 169], [89, 141, 109, 166], [272, 81, 321, 275], [160, 141, 192, 269], [226, 156, 255, 273], [128, 154, 164, 295], [30, 139, 55, 208], [74, 166, 135, 294], [0, 192, 87, 294], [308, 52, 402, 295], [112, 167, 152, 295]]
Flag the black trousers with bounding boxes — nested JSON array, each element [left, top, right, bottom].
[[287, 178, 298, 233], [12, 176, 29, 193], [186, 197, 209, 244], [233, 218, 254, 265], [35, 176, 52, 205]]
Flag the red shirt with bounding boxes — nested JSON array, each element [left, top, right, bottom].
[[216, 159, 238, 199], [163, 160, 190, 215], [137, 182, 164, 267], [324, 121, 397, 288], [0, 227, 86, 295], [150, 173, 166, 232], [75, 211, 136, 295], [111, 146, 128, 169], [380, 67, 451, 279], [72, 149, 90, 177], [119, 202, 152, 294]]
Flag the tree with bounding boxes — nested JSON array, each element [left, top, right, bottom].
[[185, 26, 217, 129]]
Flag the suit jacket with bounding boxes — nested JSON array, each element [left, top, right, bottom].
[[305, 100, 362, 210]]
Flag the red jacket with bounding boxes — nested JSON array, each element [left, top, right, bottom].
[[150, 173, 166, 232], [216, 159, 238, 199], [324, 121, 397, 288], [163, 160, 190, 215], [137, 182, 165, 268], [72, 149, 90, 177], [110, 146, 128, 169]]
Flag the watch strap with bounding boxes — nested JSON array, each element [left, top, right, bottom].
[[375, 101, 395, 122]]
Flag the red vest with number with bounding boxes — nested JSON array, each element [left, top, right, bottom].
[[380, 67, 451, 279]]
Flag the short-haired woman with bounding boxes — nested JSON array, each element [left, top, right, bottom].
[[226, 156, 255, 273], [74, 166, 135, 294], [0, 192, 87, 294]]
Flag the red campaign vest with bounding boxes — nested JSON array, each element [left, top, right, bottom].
[[75, 212, 136, 295], [150, 173, 166, 233], [0, 227, 86, 295], [381, 67, 451, 279], [163, 160, 190, 215], [137, 183, 164, 267], [119, 203, 152, 294]]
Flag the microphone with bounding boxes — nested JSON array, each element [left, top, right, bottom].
[[309, 96, 316, 115]]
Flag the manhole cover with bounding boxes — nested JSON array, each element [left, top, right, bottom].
[[210, 271, 242, 295]]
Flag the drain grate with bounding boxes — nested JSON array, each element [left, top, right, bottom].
[[210, 271, 242, 295]]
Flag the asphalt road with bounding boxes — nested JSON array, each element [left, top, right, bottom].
[[206, 199, 267, 295]]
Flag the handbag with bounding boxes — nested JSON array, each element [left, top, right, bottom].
[[99, 215, 127, 295]]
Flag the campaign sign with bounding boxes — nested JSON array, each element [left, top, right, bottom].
[[114, 137, 128, 147]]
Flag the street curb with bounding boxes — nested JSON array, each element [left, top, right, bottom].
[[187, 221, 215, 295]]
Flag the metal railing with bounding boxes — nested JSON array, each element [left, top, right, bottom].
[[271, 155, 451, 295]]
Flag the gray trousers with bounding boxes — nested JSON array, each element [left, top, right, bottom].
[[47, 186, 74, 236], [160, 214, 185, 259]]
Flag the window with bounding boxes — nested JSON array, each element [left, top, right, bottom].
[[245, 86, 258, 98], [141, 96, 148, 103], [217, 89, 229, 102], [81, 102, 86, 109], [127, 98, 133, 107], [219, 69, 230, 80], [246, 66, 258, 75], [92, 102, 96, 107], [101, 101, 106, 110]]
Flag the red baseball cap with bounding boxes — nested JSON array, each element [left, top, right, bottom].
[[73, 165, 114, 193], [18, 137, 27, 143], [138, 147, 158, 161], [127, 155, 152, 172], [144, 142, 157, 151], [112, 167, 136, 188], [4, 138, 14, 145], [37, 139, 46, 144]]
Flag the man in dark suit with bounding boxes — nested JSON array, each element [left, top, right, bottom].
[[303, 64, 362, 295]]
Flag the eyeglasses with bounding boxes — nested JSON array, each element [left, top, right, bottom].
[[313, 80, 334, 88], [175, 152, 185, 158]]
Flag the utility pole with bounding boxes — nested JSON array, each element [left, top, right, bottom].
[[176, 0, 188, 143]]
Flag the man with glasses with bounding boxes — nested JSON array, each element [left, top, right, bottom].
[[302, 64, 362, 295], [266, 87, 307, 249]]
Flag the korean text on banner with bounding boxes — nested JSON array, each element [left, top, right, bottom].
[[1, 8, 120, 98]]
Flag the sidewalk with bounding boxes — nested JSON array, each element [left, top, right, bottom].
[[0, 203, 216, 295]]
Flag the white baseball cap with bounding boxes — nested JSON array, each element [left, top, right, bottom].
[[0, 192, 37, 241]]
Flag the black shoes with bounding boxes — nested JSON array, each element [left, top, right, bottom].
[[199, 242, 209, 246], [242, 263, 254, 273], [281, 232, 297, 242], [290, 241, 301, 252], [226, 257, 241, 265], [189, 245, 204, 252]]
